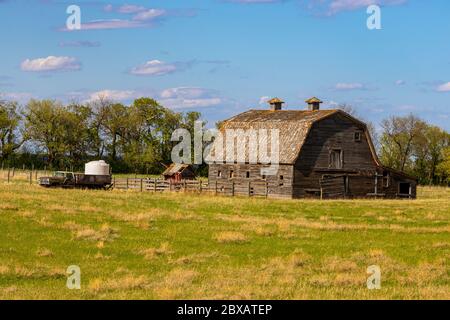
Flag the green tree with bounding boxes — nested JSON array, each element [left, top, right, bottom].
[[413, 125, 450, 184], [0, 100, 23, 162], [379, 114, 427, 172], [437, 147, 450, 184]]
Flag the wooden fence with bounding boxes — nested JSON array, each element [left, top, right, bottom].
[[0, 167, 50, 184], [112, 178, 270, 198]]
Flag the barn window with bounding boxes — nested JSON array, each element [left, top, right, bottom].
[[279, 175, 284, 186], [354, 131, 362, 142], [383, 171, 390, 188], [229, 170, 234, 178], [246, 171, 250, 178], [261, 174, 266, 180], [217, 170, 222, 178], [330, 149, 343, 169], [399, 182, 411, 195]]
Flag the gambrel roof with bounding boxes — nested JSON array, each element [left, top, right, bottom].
[[208, 109, 380, 166]]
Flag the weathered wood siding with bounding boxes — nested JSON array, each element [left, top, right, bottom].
[[208, 112, 417, 199], [293, 113, 378, 198], [208, 163, 294, 198]]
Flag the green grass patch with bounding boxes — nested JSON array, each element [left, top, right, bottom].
[[0, 183, 448, 299]]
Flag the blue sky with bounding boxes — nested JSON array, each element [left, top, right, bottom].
[[0, 0, 449, 129]]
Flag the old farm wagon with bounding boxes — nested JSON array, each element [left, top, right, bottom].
[[207, 97, 417, 199]]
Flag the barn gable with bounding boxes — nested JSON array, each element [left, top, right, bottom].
[[210, 109, 379, 166], [207, 97, 417, 199]]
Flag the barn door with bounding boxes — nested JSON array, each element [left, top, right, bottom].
[[320, 175, 346, 199]]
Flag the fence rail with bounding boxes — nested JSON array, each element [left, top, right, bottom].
[[112, 178, 270, 198], [0, 168, 271, 198]]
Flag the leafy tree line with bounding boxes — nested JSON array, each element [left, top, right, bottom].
[[1, 98, 450, 184], [379, 114, 450, 185], [336, 104, 450, 185], [0, 98, 202, 174]]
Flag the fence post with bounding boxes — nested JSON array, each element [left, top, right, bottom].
[[126, 178, 129, 190], [113, 177, 116, 189], [199, 180, 202, 193], [215, 180, 218, 195], [231, 181, 235, 196], [154, 178, 157, 192], [7, 167, 10, 183], [12, 167, 15, 177], [248, 181, 251, 197], [140, 178, 143, 192], [265, 181, 268, 198], [183, 180, 187, 192]]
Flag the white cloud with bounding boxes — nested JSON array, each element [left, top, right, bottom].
[[132, 9, 166, 21], [117, 4, 146, 14], [59, 40, 101, 48], [309, 0, 408, 16], [395, 80, 406, 86], [258, 96, 271, 105], [334, 82, 366, 90], [81, 4, 168, 30], [75, 19, 145, 31], [437, 82, 450, 92], [0, 92, 33, 103], [21, 56, 81, 72], [130, 60, 178, 76], [86, 90, 140, 102], [159, 87, 222, 109], [82, 87, 222, 109]]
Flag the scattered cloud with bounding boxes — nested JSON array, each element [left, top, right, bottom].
[[436, 82, 450, 92], [307, 0, 408, 16], [86, 89, 141, 102], [132, 9, 166, 21], [396, 104, 417, 111], [21, 56, 81, 72], [0, 92, 33, 103], [159, 87, 223, 109], [59, 40, 101, 48], [66, 4, 194, 31], [116, 4, 146, 14], [81, 86, 223, 109], [334, 82, 367, 91], [67, 19, 147, 31], [259, 96, 270, 105], [395, 80, 406, 86], [130, 60, 179, 76]]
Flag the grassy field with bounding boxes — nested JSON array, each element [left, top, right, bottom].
[[0, 182, 448, 300]]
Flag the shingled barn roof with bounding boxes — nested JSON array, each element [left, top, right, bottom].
[[208, 109, 378, 165], [162, 163, 191, 177]]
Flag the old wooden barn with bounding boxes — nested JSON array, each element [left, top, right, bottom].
[[207, 97, 417, 199]]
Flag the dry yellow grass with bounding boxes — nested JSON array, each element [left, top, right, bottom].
[[0, 184, 448, 299], [214, 231, 249, 243]]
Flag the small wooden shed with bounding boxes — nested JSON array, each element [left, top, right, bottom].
[[162, 164, 196, 182]]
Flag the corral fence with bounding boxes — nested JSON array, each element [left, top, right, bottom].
[[0, 166, 51, 184], [112, 178, 270, 198]]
